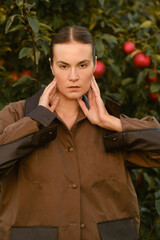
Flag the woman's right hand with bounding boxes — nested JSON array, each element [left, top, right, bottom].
[[38, 79, 59, 112]]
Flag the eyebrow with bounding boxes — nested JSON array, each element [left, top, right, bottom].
[[56, 59, 90, 65]]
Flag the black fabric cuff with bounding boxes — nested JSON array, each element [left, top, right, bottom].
[[27, 105, 56, 127], [103, 131, 124, 152], [103, 128, 160, 152]]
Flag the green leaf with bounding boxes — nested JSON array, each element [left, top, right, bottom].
[[0, 46, 12, 53], [98, 0, 105, 7], [95, 39, 104, 58], [16, 0, 23, 7], [39, 23, 53, 32], [6, 24, 24, 33], [35, 36, 51, 43], [155, 200, 160, 216], [27, 16, 40, 34], [16, 0, 23, 4], [140, 20, 154, 28], [12, 76, 35, 87], [150, 83, 160, 93], [149, 71, 156, 79], [5, 15, 18, 34], [152, 54, 160, 63], [75, 0, 85, 11], [143, 172, 152, 186], [24, 3, 35, 10], [40, 41, 49, 55], [89, 14, 98, 31], [111, 64, 121, 77], [155, 190, 160, 199], [122, 78, 134, 86], [102, 34, 118, 45], [137, 69, 149, 85], [0, 66, 6, 71], [19, 47, 32, 59]]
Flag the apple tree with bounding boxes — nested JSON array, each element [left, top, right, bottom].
[[0, 0, 160, 238]]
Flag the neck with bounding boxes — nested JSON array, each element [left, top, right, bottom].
[[55, 94, 80, 118]]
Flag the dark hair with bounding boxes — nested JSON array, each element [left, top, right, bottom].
[[50, 26, 96, 64]]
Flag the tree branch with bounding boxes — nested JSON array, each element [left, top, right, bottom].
[[135, 30, 160, 44], [27, 25, 39, 90]]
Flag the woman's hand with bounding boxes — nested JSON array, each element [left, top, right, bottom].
[[38, 79, 59, 112], [78, 77, 122, 132]]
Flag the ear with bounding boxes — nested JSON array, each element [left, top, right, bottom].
[[93, 56, 97, 72], [49, 58, 55, 75]]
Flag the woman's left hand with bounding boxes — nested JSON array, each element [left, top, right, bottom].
[[78, 76, 122, 132]]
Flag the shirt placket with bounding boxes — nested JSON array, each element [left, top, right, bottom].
[[60, 127, 81, 240]]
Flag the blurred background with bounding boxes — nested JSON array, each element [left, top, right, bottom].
[[0, 0, 160, 239]]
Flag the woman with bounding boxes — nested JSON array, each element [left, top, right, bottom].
[[0, 26, 160, 240]]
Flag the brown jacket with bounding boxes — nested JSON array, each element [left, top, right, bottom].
[[0, 90, 160, 240]]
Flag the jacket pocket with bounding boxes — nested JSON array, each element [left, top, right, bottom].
[[10, 226, 58, 240], [98, 218, 139, 240]]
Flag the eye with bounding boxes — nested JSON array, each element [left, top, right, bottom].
[[79, 63, 88, 68], [60, 65, 68, 69]]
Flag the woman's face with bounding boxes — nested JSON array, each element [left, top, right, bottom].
[[50, 41, 96, 100]]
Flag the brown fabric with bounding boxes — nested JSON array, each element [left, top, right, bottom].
[[0, 100, 160, 240]]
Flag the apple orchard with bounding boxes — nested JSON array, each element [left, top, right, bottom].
[[0, 0, 160, 239]]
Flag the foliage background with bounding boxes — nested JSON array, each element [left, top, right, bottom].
[[0, 0, 160, 239]]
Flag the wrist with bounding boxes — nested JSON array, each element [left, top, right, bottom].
[[100, 115, 122, 132]]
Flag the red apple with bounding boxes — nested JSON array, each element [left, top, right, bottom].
[[122, 41, 135, 54], [149, 92, 159, 101], [147, 70, 158, 83], [20, 70, 34, 78], [94, 61, 105, 79], [9, 71, 19, 84], [11, 71, 19, 81], [133, 53, 151, 68]]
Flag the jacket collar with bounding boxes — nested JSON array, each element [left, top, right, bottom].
[[24, 87, 120, 117]]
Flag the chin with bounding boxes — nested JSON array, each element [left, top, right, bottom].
[[64, 92, 83, 99]]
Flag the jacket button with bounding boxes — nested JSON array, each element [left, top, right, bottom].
[[71, 184, 77, 189], [80, 223, 86, 229], [68, 146, 74, 152], [112, 137, 117, 141]]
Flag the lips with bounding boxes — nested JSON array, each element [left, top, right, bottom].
[[68, 86, 80, 88], [68, 86, 81, 91]]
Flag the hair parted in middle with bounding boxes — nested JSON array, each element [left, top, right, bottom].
[[50, 26, 96, 64]]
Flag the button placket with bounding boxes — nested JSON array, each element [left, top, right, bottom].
[[61, 131, 81, 238]]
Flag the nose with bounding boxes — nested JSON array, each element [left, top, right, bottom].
[[68, 68, 79, 82]]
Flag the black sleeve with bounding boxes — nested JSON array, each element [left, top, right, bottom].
[[0, 126, 57, 178], [103, 128, 160, 152]]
